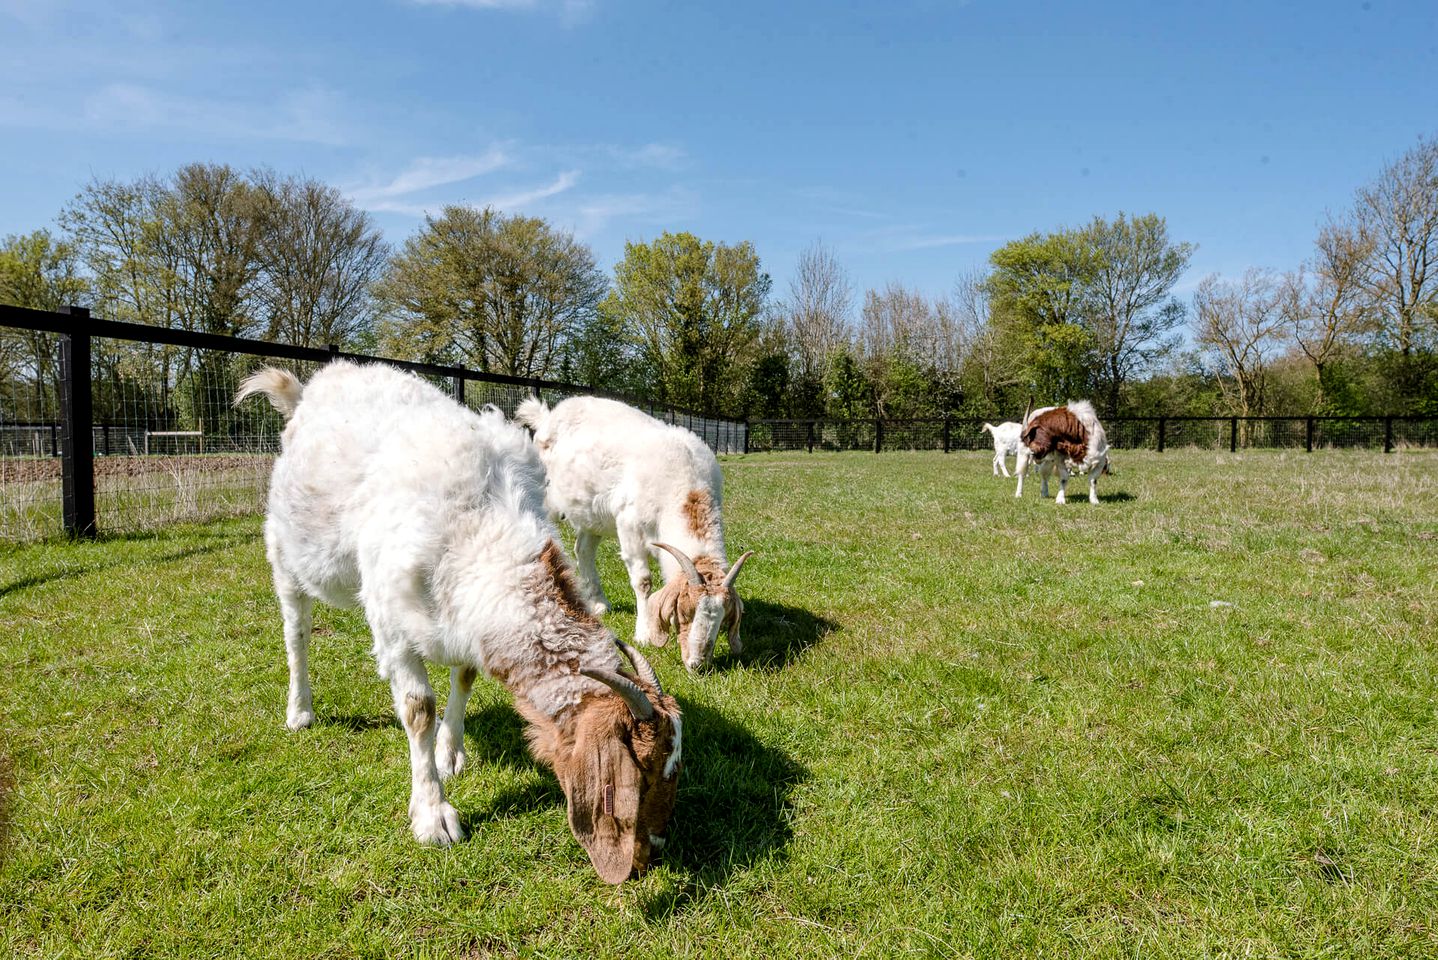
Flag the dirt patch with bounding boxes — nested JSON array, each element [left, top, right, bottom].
[[1, 454, 274, 485]]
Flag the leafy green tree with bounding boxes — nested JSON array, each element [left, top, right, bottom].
[[0, 230, 90, 419], [376, 206, 607, 378], [603, 231, 770, 415]]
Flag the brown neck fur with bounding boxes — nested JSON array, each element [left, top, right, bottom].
[[1022, 406, 1089, 461]]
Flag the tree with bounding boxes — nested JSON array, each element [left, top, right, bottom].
[[986, 230, 1101, 401], [1083, 213, 1193, 414], [252, 171, 389, 349], [1279, 224, 1373, 411], [376, 206, 607, 378], [0, 231, 90, 419], [1194, 270, 1286, 419], [603, 232, 770, 415], [781, 240, 852, 384]]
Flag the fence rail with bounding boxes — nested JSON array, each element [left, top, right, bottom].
[[1, 304, 746, 541], [747, 414, 1438, 455]]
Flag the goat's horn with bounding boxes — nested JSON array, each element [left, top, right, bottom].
[[721, 550, 754, 589], [1022, 396, 1033, 425], [652, 541, 702, 586], [580, 668, 655, 721], [615, 639, 662, 694]]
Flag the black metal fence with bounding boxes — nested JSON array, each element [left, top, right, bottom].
[[747, 414, 1438, 454], [1, 304, 746, 541]]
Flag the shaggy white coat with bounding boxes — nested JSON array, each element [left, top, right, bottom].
[[1014, 400, 1111, 504], [237, 362, 636, 847]]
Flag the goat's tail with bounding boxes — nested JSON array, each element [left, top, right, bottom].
[[513, 395, 550, 431], [980, 422, 995, 435], [235, 367, 304, 419], [1066, 399, 1101, 431]]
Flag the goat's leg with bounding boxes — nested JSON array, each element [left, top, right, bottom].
[[992, 452, 1001, 476], [274, 573, 315, 731], [1039, 459, 1052, 499], [573, 529, 611, 616], [1014, 451, 1028, 498], [1088, 470, 1100, 505], [999, 453, 1012, 478], [436, 665, 477, 780], [616, 527, 656, 645], [1054, 464, 1068, 504], [380, 650, 462, 846]]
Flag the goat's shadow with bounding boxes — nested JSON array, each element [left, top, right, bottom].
[[711, 598, 837, 673], [1099, 490, 1136, 503], [0, 533, 256, 599], [456, 697, 807, 909]]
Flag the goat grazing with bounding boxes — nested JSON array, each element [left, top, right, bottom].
[[980, 421, 1024, 477], [1014, 400, 1111, 504], [236, 362, 681, 883], [515, 396, 752, 673]]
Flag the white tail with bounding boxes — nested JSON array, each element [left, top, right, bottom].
[[514, 396, 550, 431], [981, 422, 995, 435], [235, 367, 304, 419]]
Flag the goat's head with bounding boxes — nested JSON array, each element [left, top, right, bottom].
[[648, 542, 753, 672], [1021, 407, 1089, 466], [528, 640, 682, 884]]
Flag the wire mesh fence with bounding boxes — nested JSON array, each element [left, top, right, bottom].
[[1, 305, 747, 542], [749, 414, 1438, 455]]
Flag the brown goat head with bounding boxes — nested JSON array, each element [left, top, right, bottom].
[[649, 542, 752, 672], [524, 640, 681, 884], [1021, 406, 1090, 466]]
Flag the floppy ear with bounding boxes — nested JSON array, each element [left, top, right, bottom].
[[650, 580, 680, 647], [564, 732, 641, 884], [723, 591, 744, 655]]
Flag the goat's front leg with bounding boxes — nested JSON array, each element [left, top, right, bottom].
[[1088, 470, 1100, 505], [274, 573, 315, 730], [1039, 459, 1052, 499], [999, 454, 1012, 478], [1054, 464, 1069, 504], [1014, 451, 1028, 498], [616, 527, 656, 645], [572, 529, 611, 616], [379, 651, 462, 846], [436, 665, 477, 780]]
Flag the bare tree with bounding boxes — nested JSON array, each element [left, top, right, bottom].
[[1280, 223, 1373, 409], [252, 172, 389, 348], [1194, 270, 1286, 418], [781, 241, 852, 383], [1349, 137, 1438, 361]]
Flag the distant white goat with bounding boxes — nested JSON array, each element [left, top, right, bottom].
[[236, 362, 681, 884], [980, 421, 1024, 477], [1014, 400, 1111, 505], [515, 396, 752, 673]]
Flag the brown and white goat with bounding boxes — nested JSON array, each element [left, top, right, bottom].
[[516, 395, 753, 672], [237, 362, 681, 883], [1015, 400, 1110, 504]]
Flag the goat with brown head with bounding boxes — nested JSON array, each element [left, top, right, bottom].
[[1021, 406, 1091, 467], [647, 542, 753, 672], [523, 639, 682, 883]]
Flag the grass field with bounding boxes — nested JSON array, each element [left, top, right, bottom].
[[2, 449, 1437, 958]]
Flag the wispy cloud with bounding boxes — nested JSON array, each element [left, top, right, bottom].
[[484, 170, 581, 211], [347, 149, 513, 203], [75, 82, 350, 145], [407, 0, 596, 22]]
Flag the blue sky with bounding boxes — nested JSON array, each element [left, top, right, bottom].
[[2, 0, 1435, 304]]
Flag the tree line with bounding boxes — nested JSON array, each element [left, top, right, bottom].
[[2, 136, 1436, 426]]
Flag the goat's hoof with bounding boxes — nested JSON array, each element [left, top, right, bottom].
[[286, 708, 314, 731], [412, 802, 464, 846]]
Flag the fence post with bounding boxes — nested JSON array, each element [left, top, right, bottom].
[[1305, 416, 1314, 453], [1157, 416, 1167, 453], [1384, 416, 1393, 454], [326, 343, 340, 362], [873, 418, 883, 454], [1229, 417, 1237, 453], [49, 422, 58, 457], [59, 305, 96, 538], [450, 374, 464, 405], [942, 417, 951, 453], [742, 419, 750, 455], [805, 420, 814, 454]]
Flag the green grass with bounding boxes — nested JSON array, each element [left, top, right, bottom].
[[2, 449, 1437, 958]]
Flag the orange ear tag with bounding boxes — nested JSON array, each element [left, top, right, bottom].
[[603, 783, 614, 817]]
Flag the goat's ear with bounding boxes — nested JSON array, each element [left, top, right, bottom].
[[564, 734, 641, 884], [650, 581, 679, 647], [724, 592, 744, 655]]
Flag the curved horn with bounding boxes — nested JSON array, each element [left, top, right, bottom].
[[1022, 396, 1034, 426], [721, 550, 754, 589], [580, 668, 655, 721], [651, 541, 702, 585], [615, 639, 662, 694]]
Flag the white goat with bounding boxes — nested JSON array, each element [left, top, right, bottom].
[[980, 421, 1024, 477], [1014, 400, 1111, 505], [236, 362, 681, 884], [515, 396, 752, 673]]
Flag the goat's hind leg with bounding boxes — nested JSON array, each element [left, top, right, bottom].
[[274, 570, 316, 730], [573, 529, 611, 616]]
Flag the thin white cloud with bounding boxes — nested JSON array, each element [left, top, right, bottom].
[[884, 232, 1004, 252], [406, 0, 595, 20], [76, 82, 350, 145], [348, 149, 513, 203], [483, 169, 581, 210]]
